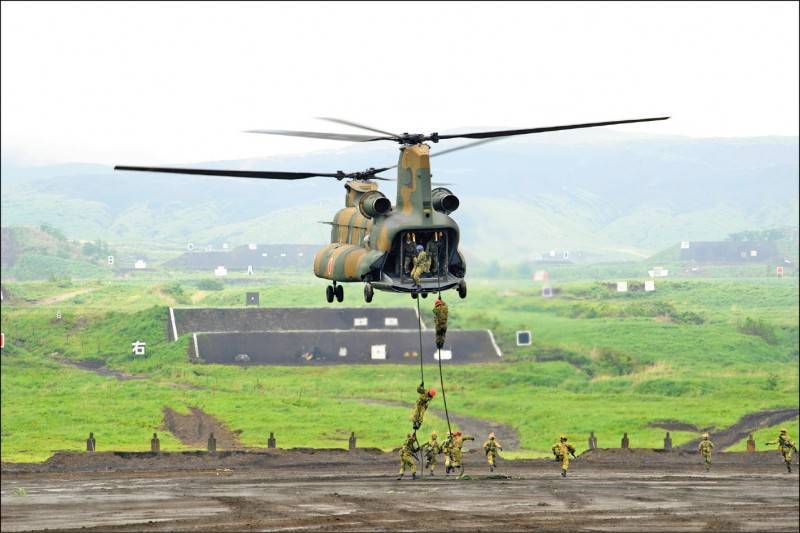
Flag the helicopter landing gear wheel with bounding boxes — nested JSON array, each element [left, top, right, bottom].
[[364, 283, 374, 303], [458, 279, 467, 299], [411, 291, 418, 300], [325, 285, 334, 303], [335, 283, 344, 303], [421, 291, 428, 299]]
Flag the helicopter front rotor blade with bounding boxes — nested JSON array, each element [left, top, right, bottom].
[[245, 129, 391, 142], [430, 138, 499, 158], [437, 117, 670, 140], [316, 117, 401, 138], [114, 166, 339, 180]]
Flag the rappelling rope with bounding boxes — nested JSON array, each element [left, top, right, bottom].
[[435, 267, 453, 437]]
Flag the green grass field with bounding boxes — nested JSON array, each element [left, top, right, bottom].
[[1, 274, 798, 463]]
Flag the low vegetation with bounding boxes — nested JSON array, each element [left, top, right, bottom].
[[1, 276, 798, 462]]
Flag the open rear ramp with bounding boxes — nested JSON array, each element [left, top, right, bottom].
[[191, 329, 501, 365]]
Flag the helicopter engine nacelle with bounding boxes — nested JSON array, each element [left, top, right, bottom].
[[359, 190, 392, 218], [432, 187, 460, 214]]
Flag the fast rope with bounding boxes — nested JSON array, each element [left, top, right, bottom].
[[435, 267, 453, 437], [414, 296, 425, 477]]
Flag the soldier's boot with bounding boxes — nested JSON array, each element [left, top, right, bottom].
[[412, 472, 416, 480], [459, 465, 465, 477], [396, 473, 403, 481], [787, 462, 792, 473], [561, 469, 567, 478]]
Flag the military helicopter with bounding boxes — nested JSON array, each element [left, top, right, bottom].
[[116, 116, 668, 303]]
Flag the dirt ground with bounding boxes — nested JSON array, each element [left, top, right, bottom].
[[2, 449, 798, 532]]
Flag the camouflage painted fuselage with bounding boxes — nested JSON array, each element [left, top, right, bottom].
[[312, 144, 464, 292]]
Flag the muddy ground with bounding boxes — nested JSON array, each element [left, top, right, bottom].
[[2, 449, 798, 532]]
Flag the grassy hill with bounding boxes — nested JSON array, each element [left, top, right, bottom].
[[0, 225, 114, 281], [1, 275, 797, 462], [2, 133, 797, 262]]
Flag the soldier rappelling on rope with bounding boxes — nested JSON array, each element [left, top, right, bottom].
[[411, 384, 436, 430], [433, 298, 449, 349]]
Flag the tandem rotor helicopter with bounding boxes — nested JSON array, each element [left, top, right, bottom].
[[116, 116, 668, 303]]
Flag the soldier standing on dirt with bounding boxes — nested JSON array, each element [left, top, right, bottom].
[[422, 431, 442, 475], [765, 428, 798, 473], [450, 431, 475, 476], [433, 299, 449, 349], [411, 245, 431, 288], [551, 435, 576, 478], [483, 432, 503, 472], [698, 433, 714, 471], [397, 433, 420, 480], [411, 384, 436, 430]]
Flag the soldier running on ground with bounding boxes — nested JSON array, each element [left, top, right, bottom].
[[443, 432, 455, 474], [433, 299, 449, 349], [397, 433, 420, 480], [551, 435, 576, 478], [411, 245, 431, 288], [422, 430, 443, 476], [450, 431, 475, 476], [483, 432, 503, 472], [765, 428, 798, 473], [411, 384, 436, 431], [698, 433, 714, 471]]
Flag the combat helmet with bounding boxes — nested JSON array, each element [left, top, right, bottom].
[[780, 428, 788, 434], [702, 433, 709, 439], [560, 434, 568, 442], [488, 432, 495, 439]]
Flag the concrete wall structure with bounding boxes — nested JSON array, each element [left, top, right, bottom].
[[190, 329, 502, 365], [169, 307, 422, 341]]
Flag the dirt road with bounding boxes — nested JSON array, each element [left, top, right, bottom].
[[2, 450, 798, 532]]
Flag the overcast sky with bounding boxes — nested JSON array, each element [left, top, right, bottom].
[[1, 1, 798, 165]]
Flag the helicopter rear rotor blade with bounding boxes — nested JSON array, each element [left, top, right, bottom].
[[436, 117, 670, 140]]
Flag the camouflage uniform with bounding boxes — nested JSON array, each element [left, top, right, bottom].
[[451, 432, 475, 474], [698, 433, 714, 471], [551, 435, 576, 477], [403, 235, 417, 275], [442, 433, 455, 473], [433, 299, 449, 349], [411, 385, 436, 430], [426, 238, 439, 276], [436, 232, 448, 276], [397, 433, 419, 479], [766, 429, 797, 473], [422, 431, 442, 474], [483, 433, 503, 471], [411, 249, 431, 286]]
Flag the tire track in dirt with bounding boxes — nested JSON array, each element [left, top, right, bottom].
[[35, 288, 96, 305], [360, 399, 520, 450], [162, 406, 242, 450], [677, 407, 799, 451]]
